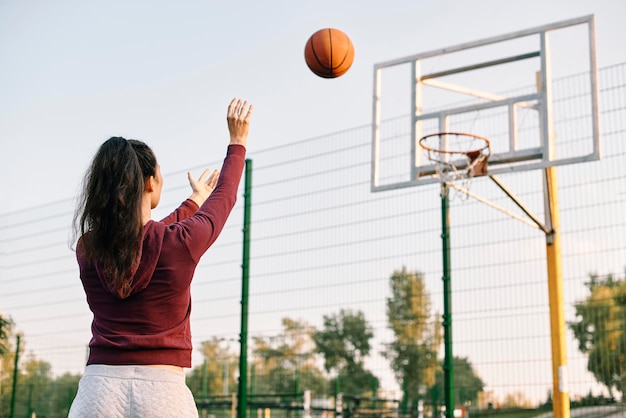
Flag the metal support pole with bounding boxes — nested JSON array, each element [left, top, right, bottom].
[[544, 167, 570, 418], [202, 359, 208, 398], [401, 380, 408, 415], [441, 184, 454, 418], [238, 159, 253, 418], [335, 374, 341, 418], [9, 334, 20, 418], [295, 368, 301, 398], [224, 358, 230, 396]]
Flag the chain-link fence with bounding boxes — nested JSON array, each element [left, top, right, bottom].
[[1, 63, 625, 417]]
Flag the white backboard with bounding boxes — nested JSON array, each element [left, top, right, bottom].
[[371, 15, 600, 191]]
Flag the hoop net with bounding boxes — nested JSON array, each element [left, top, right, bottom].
[[418, 132, 491, 195]]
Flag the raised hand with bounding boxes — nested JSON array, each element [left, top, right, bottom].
[[227, 98, 253, 147], [188, 168, 220, 207]]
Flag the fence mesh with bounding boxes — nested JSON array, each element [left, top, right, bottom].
[[1, 63, 626, 416]]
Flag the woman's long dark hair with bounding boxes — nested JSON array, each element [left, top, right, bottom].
[[73, 137, 157, 292]]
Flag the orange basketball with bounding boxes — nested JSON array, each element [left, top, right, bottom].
[[304, 28, 354, 78]]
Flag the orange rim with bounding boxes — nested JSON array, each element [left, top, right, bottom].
[[418, 132, 491, 157]]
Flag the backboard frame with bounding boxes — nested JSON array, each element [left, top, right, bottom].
[[371, 14, 600, 192]]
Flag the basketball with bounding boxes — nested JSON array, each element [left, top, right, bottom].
[[304, 28, 354, 78]]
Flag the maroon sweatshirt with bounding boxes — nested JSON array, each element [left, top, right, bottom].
[[77, 144, 246, 367]]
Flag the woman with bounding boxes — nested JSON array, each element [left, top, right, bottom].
[[69, 98, 253, 417]]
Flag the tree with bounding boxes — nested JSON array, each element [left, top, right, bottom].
[[569, 273, 626, 397], [0, 326, 21, 417], [382, 267, 442, 407], [501, 391, 532, 409], [187, 337, 238, 399], [0, 314, 15, 414], [2, 346, 77, 417], [433, 357, 484, 407], [313, 309, 379, 395], [251, 318, 326, 395], [17, 355, 54, 417], [0, 313, 12, 356], [44, 372, 81, 417], [0, 326, 80, 418]]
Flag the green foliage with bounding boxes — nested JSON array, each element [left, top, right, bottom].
[[383, 267, 442, 399], [313, 309, 379, 396], [187, 337, 238, 398], [251, 318, 327, 396], [43, 372, 81, 417], [569, 272, 626, 397], [336, 364, 379, 397], [18, 355, 53, 415], [0, 344, 80, 418], [0, 315, 17, 415], [568, 389, 616, 407], [433, 356, 484, 406], [0, 313, 13, 356]]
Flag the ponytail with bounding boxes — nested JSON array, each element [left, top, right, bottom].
[[73, 137, 157, 293]]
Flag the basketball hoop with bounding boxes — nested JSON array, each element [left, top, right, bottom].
[[418, 132, 491, 194]]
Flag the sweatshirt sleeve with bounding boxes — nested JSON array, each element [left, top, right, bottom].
[[170, 144, 246, 262], [160, 200, 200, 225]]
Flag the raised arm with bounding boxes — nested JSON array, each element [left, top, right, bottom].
[[165, 99, 253, 260], [187, 98, 253, 208], [160, 99, 253, 226]]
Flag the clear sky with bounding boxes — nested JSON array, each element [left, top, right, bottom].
[[1, 0, 625, 404], [1, 0, 626, 212]]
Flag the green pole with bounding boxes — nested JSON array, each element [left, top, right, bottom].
[[431, 384, 439, 418], [9, 334, 20, 418], [295, 368, 301, 404], [250, 364, 255, 396], [335, 376, 341, 418], [201, 359, 208, 398], [237, 159, 253, 418], [441, 184, 454, 418], [401, 380, 408, 415], [27, 383, 33, 417], [372, 376, 377, 397]]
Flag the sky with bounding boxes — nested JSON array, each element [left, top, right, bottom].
[[1, 0, 626, 403], [1, 0, 626, 212]]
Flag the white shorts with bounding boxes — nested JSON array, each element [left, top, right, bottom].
[[68, 364, 198, 418]]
